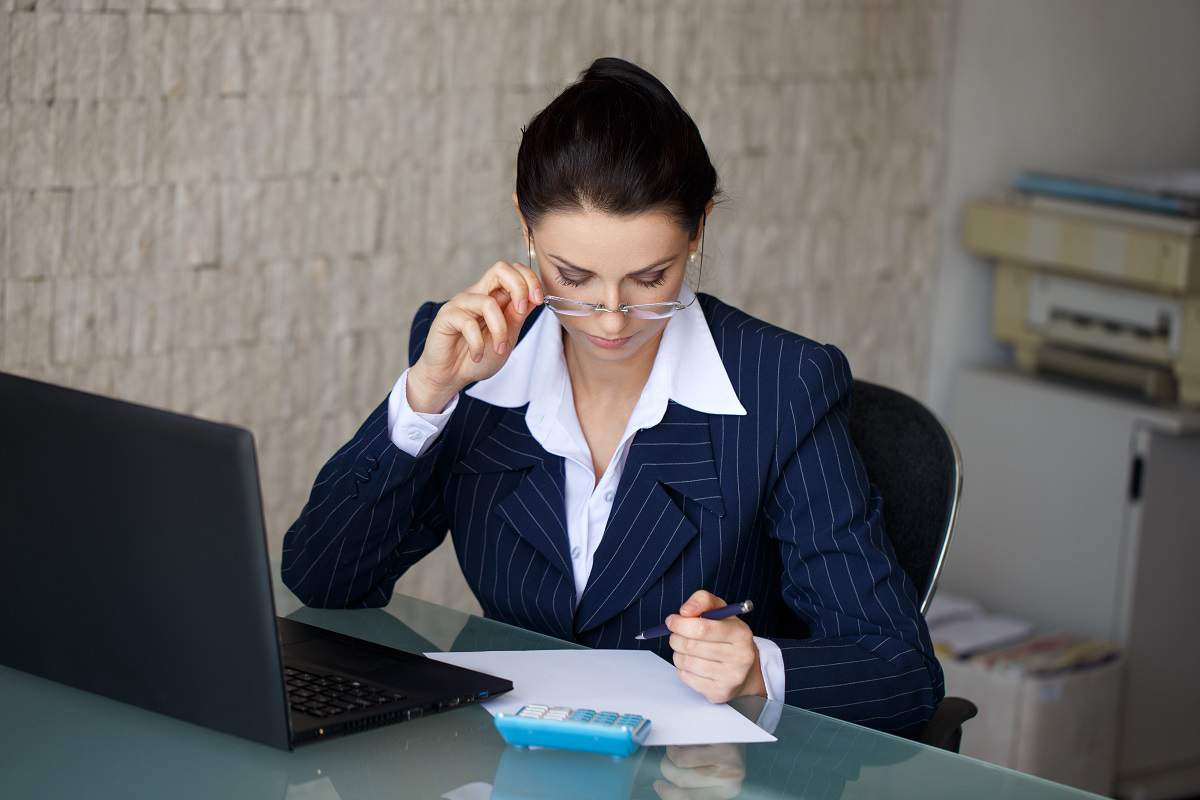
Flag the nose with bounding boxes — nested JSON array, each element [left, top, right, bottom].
[[596, 308, 628, 337], [600, 283, 623, 313], [596, 285, 628, 335]]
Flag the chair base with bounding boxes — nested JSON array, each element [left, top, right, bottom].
[[915, 696, 978, 753]]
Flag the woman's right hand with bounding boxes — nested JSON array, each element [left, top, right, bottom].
[[406, 260, 543, 413]]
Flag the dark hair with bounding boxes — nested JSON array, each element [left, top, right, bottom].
[[515, 57, 721, 240]]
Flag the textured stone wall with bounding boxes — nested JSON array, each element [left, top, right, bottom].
[[0, 0, 951, 613]]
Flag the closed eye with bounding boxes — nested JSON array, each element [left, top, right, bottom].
[[555, 271, 668, 289]]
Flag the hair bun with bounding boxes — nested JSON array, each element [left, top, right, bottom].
[[582, 57, 673, 104], [517, 56, 720, 240]]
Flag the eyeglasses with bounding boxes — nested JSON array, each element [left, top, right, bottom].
[[528, 211, 707, 320], [542, 295, 694, 319]]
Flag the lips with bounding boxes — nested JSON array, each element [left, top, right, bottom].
[[586, 333, 631, 349]]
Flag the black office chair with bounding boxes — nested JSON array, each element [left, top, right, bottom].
[[847, 379, 977, 753]]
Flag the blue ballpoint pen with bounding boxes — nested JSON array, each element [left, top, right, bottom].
[[633, 600, 755, 640]]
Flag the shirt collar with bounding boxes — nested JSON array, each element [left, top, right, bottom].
[[464, 284, 747, 418]]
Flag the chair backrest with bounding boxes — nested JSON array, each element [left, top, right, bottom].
[[846, 380, 963, 614]]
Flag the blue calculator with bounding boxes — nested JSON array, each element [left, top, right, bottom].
[[494, 705, 651, 757]]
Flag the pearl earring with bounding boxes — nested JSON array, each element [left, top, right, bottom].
[[689, 251, 697, 262]]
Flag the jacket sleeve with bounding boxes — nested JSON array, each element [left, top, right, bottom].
[[760, 342, 945, 736], [280, 301, 452, 609]]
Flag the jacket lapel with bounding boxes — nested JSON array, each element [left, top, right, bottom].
[[449, 407, 575, 585], [573, 400, 727, 635]]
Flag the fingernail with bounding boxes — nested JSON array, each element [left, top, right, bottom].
[[682, 602, 696, 612], [517, 300, 526, 314], [473, 352, 482, 363], [498, 341, 508, 354]]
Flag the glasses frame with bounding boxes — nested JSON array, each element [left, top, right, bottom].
[[527, 210, 707, 320]]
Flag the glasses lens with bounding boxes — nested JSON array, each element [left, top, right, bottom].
[[628, 304, 679, 320], [546, 298, 595, 317]]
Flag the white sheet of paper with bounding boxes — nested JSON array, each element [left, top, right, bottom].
[[424, 648, 776, 747]]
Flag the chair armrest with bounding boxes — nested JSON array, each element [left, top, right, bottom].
[[917, 696, 978, 753]]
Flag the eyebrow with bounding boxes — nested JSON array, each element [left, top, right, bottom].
[[546, 253, 676, 277]]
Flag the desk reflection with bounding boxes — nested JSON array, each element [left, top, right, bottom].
[[2, 605, 919, 800]]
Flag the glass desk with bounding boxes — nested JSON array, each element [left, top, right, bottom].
[[0, 584, 1107, 799]]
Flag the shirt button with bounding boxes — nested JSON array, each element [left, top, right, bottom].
[[407, 430, 421, 441], [571, 546, 581, 560], [603, 491, 614, 502]]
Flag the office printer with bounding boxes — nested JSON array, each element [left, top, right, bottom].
[[963, 195, 1200, 406]]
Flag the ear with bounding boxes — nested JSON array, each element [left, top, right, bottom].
[[511, 192, 531, 247]]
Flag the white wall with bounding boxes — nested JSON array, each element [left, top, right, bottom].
[[926, 0, 1200, 415]]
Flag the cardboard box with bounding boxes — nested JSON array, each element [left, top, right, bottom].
[[941, 655, 1123, 796]]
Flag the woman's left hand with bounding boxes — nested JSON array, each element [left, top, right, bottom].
[[666, 590, 767, 703], [653, 743, 746, 800]]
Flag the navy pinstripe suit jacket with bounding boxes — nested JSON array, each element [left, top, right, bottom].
[[282, 293, 944, 735]]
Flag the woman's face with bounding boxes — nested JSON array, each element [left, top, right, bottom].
[[527, 206, 696, 364]]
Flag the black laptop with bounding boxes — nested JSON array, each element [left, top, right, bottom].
[[0, 371, 512, 750]]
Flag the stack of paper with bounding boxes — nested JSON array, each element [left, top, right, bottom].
[[925, 592, 1033, 658]]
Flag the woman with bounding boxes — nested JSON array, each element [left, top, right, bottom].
[[283, 57, 943, 735]]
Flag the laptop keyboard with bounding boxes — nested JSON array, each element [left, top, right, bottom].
[[284, 665, 408, 719]]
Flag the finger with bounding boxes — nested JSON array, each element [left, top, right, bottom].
[[475, 261, 532, 315], [669, 633, 740, 662], [659, 758, 730, 789], [469, 261, 511, 295], [443, 309, 486, 363], [454, 293, 509, 354], [674, 652, 748, 703], [490, 263, 534, 315], [676, 667, 724, 704], [655, 783, 739, 800], [665, 615, 733, 643], [510, 260, 544, 303], [680, 590, 725, 617], [676, 662, 715, 685], [668, 744, 719, 768], [652, 780, 688, 800], [498, 285, 531, 348], [673, 651, 725, 682], [674, 614, 753, 644], [667, 744, 741, 770]]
